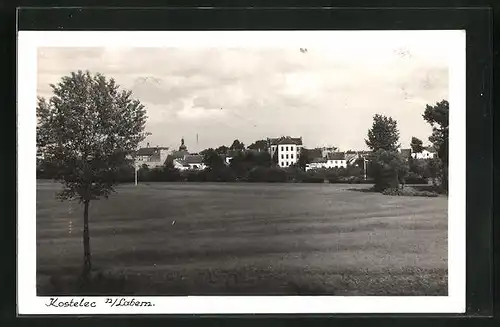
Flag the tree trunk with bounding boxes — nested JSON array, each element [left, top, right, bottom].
[[82, 199, 91, 280]]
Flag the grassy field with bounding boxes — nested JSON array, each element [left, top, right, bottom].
[[36, 180, 448, 296]]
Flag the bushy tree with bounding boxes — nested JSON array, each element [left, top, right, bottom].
[[365, 114, 401, 152], [229, 139, 245, 152], [369, 150, 408, 191], [36, 70, 149, 280], [202, 148, 225, 170], [297, 149, 311, 170], [423, 100, 449, 191], [215, 145, 229, 155], [365, 114, 406, 191], [410, 136, 424, 154]]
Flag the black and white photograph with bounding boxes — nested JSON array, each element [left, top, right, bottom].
[[17, 30, 466, 314]]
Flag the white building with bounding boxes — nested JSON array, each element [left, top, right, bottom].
[[305, 152, 347, 170], [268, 136, 303, 168], [305, 157, 327, 172], [172, 154, 206, 171], [411, 146, 437, 159], [326, 152, 347, 168], [134, 143, 170, 168]]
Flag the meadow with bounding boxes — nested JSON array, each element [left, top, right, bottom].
[[36, 181, 448, 296]]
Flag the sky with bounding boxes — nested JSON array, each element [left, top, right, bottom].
[[37, 34, 449, 153]]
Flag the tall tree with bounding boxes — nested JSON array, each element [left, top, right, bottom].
[[365, 114, 401, 152], [230, 139, 245, 152], [410, 136, 424, 154], [423, 100, 449, 190], [36, 70, 149, 280]]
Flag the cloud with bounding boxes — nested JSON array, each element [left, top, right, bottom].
[[37, 38, 449, 152]]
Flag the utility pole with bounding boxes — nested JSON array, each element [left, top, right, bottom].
[[134, 163, 138, 186], [363, 158, 367, 180]]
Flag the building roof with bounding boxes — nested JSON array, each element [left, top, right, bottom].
[[345, 153, 359, 163], [423, 146, 437, 152], [184, 155, 204, 164], [311, 157, 327, 163], [135, 147, 169, 156], [268, 136, 303, 146], [327, 152, 346, 160], [305, 148, 323, 160]]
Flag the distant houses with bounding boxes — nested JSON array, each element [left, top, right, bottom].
[[173, 154, 206, 171], [134, 143, 170, 169], [133, 135, 436, 175], [399, 146, 437, 160], [135, 138, 207, 171], [326, 152, 347, 168], [305, 152, 347, 171], [411, 146, 437, 159]]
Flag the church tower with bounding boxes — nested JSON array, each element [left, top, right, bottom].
[[179, 137, 188, 152]]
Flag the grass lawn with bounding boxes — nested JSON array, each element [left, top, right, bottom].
[[36, 180, 448, 296]]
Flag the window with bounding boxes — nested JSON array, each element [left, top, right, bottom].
[[281, 146, 284, 151], [286, 154, 289, 159], [291, 154, 294, 159], [281, 154, 284, 159]]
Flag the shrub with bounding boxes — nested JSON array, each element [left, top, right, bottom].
[[382, 187, 438, 197], [182, 170, 206, 182], [247, 167, 288, 183], [204, 167, 237, 182], [404, 172, 428, 185], [369, 150, 408, 191]]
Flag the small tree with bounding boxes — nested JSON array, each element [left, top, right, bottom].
[[365, 114, 405, 191], [202, 148, 225, 170], [229, 139, 245, 152], [36, 71, 149, 280], [410, 137, 424, 154], [423, 100, 449, 191], [365, 114, 401, 152], [297, 149, 311, 170]]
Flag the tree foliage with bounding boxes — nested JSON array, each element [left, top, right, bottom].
[[410, 136, 424, 154], [36, 70, 149, 278], [202, 148, 225, 170], [215, 145, 229, 155], [369, 149, 408, 191], [37, 70, 149, 201], [297, 149, 311, 170], [365, 114, 401, 152], [423, 100, 449, 190], [229, 139, 245, 152]]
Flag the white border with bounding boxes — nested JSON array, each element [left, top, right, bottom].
[[17, 30, 466, 315]]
